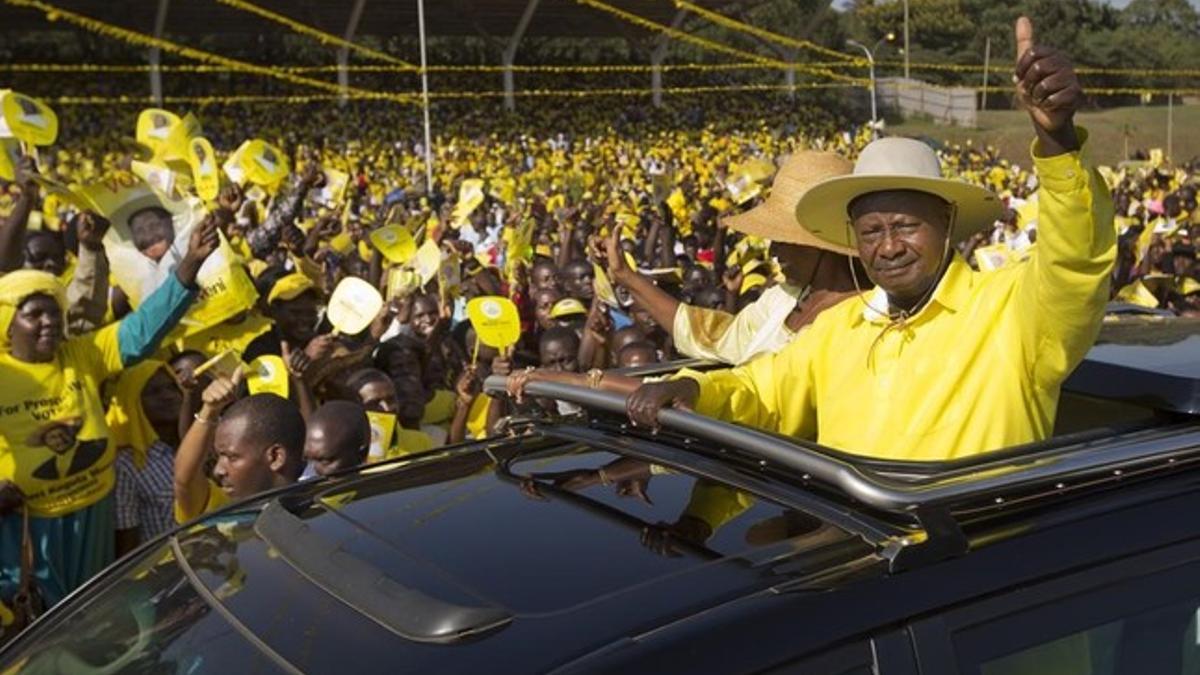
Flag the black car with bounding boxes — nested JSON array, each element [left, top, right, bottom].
[[2, 318, 1199, 674]]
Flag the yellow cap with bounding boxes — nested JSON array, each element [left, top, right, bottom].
[[267, 273, 315, 305]]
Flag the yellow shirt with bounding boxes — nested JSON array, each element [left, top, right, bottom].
[[174, 480, 229, 524], [422, 389, 456, 427], [672, 284, 801, 365], [385, 429, 436, 459], [0, 324, 125, 517], [680, 139, 1115, 461]]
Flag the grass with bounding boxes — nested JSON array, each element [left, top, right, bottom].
[[887, 104, 1200, 167]]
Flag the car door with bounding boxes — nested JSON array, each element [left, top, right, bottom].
[[907, 536, 1200, 675]]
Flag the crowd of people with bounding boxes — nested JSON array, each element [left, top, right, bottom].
[[0, 20, 1197, 637]]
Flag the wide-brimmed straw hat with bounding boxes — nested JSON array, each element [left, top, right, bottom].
[[722, 151, 857, 257], [794, 137, 1004, 249]]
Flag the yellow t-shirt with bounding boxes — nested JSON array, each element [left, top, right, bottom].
[[421, 389, 456, 426], [0, 324, 125, 517], [174, 480, 230, 524], [466, 394, 492, 440], [385, 429, 435, 460]]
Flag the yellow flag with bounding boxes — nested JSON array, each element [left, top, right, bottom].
[[188, 137, 220, 201], [593, 263, 619, 308], [412, 238, 441, 286], [1115, 280, 1159, 308], [246, 355, 289, 398], [452, 178, 485, 228], [136, 108, 181, 157], [369, 224, 417, 264], [0, 138, 21, 181], [466, 296, 520, 349], [365, 411, 397, 462], [170, 230, 260, 338], [327, 276, 384, 335], [0, 90, 58, 146]]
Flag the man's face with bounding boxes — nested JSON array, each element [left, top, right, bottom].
[[303, 426, 362, 477], [631, 306, 657, 334], [410, 298, 439, 339], [563, 262, 595, 301], [212, 418, 276, 499], [43, 425, 76, 454], [391, 376, 428, 428], [770, 242, 824, 287], [533, 288, 562, 330], [24, 235, 66, 276], [531, 264, 560, 293], [272, 293, 320, 346], [357, 379, 399, 415], [850, 191, 951, 309], [539, 338, 579, 372], [141, 368, 183, 430]]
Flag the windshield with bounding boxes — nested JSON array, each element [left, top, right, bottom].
[[3, 518, 288, 674]]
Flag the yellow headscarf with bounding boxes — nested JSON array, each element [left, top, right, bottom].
[[0, 270, 66, 351], [105, 359, 168, 469]]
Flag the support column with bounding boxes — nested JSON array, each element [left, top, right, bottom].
[[149, 0, 170, 105], [650, 9, 687, 109], [338, 0, 368, 106], [503, 0, 542, 111]]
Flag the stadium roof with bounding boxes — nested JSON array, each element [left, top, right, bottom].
[[1, 0, 752, 41]]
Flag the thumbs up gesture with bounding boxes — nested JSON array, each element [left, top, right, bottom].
[[1014, 16, 1082, 153]]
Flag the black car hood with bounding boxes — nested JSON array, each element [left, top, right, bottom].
[[171, 434, 874, 673]]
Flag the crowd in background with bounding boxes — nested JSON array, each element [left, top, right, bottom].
[[0, 90, 1197, 631]]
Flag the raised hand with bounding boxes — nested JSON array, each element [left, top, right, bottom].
[[1014, 16, 1082, 152], [14, 155, 39, 193], [75, 212, 111, 252], [626, 379, 699, 429], [199, 365, 244, 419]]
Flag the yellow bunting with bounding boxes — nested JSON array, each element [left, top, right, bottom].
[[327, 276, 384, 335], [2, 0, 410, 102], [574, 0, 790, 68], [674, 0, 858, 63], [466, 296, 521, 349], [214, 0, 415, 68], [0, 90, 57, 146]]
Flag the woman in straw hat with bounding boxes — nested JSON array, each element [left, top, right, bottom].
[[627, 18, 1117, 463], [605, 151, 865, 366]]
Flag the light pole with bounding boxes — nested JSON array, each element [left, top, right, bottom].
[[847, 34, 893, 140], [902, 0, 910, 80]]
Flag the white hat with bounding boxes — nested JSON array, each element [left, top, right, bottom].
[[795, 137, 1004, 249]]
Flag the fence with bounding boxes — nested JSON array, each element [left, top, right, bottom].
[[876, 77, 977, 128]]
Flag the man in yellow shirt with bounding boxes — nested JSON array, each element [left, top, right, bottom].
[[627, 19, 1116, 462], [173, 368, 306, 523]]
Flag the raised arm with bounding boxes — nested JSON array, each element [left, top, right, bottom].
[[606, 227, 680, 333], [1012, 17, 1117, 386], [174, 368, 242, 523], [65, 212, 111, 335]]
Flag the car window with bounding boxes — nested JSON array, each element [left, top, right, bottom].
[[946, 556, 1200, 675]]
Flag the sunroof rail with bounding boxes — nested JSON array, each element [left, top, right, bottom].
[[485, 376, 1200, 515]]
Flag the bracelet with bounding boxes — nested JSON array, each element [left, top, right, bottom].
[[586, 368, 604, 389], [193, 413, 219, 425], [597, 468, 612, 486]]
